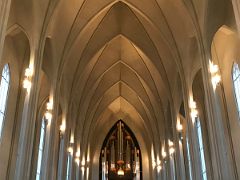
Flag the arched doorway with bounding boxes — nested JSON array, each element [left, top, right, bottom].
[[99, 120, 142, 180]]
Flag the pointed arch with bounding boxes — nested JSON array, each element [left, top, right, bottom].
[[0, 64, 10, 139], [232, 62, 240, 118]]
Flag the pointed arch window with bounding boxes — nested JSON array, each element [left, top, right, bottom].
[[66, 151, 72, 180], [0, 64, 10, 139], [232, 63, 240, 118], [186, 136, 193, 180], [36, 118, 47, 180], [195, 118, 207, 180]]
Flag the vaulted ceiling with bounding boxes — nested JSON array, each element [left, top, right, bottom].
[[44, 0, 198, 149]]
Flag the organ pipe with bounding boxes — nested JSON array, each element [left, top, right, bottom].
[[110, 140, 115, 170]]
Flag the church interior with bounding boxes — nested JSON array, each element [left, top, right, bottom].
[[1, 0, 240, 179]]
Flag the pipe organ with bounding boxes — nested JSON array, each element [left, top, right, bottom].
[[100, 121, 142, 180]]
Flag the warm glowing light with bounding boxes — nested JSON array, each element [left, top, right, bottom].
[[189, 99, 196, 109], [176, 119, 183, 132], [156, 157, 161, 166], [25, 68, 33, 77], [70, 135, 74, 144], [45, 111, 52, 122], [189, 98, 198, 122], [46, 101, 53, 110], [76, 149, 80, 158], [23, 67, 33, 93], [169, 147, 175, 155], [211, 74, 221, 90], [86, 167, 89, 180], [157, 164, 162, 172], [81, 159, 86, 166], [209, 60, 219, 74], [87, 144, 90, 162], [60, 121, 66, 133], [152, 160, 156, 169], [168, 140, 175, 155], [126, 163, 131, 170], [44, 100, 53, 124], [151, 144, 156, 168], [162, 147, 167, 158], [117, 167, 124, 176], [190, 109, 198, 119], [23, 79, 31, 90], [68, 147, 73, 155], [75, 157, 80, 166], [209, 60, 221, 90], [81, 167, 85, 178], [168, 140, 174, 147]]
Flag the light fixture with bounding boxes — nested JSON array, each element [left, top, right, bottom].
[[161, 146, 167, 159], [75, 157, 80, 166], [81, 159, 86, 166], [189, 99, 196, 109], [45, 111, 52, 121], [151, 144, 156, 169], [68, 142, 74, 156], [190, 109, 198, 119], [169, 147, 175, 155], [156, 157, 162, 173], [168, 140, 173, 147], [117, 167, 124, 176], [162, 150, 167, 159], [176, 118, 183, 132], [209, 60, 221, 90], [76, 149, 80, 158], [45, 100, 53, 124], [75, 148, 80, 165], [168, 140, 175, 156], [152, 160, 156, 169], [59, 121, 66, 137], [23, 67, 33, 93], [70, 134, 74, 144], [157, 164, 162, 173], [189, 98, 198, 122]]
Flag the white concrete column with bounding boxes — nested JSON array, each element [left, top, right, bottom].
[[14, 49, 42, 179], [0, 0, 11, 62], [232, 0, 240, 34], [58, 137, 65, 180], [42, 97, 61, 180], [199, 44, 238, 180]]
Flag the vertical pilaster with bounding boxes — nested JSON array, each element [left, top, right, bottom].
[[0, 0, 11, 62], [232, 0, 240, 34], [201, 45, 235, 179], [14, 48, 42, 179]]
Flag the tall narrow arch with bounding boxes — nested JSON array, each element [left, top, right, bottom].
[[99, 120, 142, 180], [0, 64, 10, 139], [232, 62, 240, 118]]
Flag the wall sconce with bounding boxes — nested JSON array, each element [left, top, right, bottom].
[[152, 159, 156, 169], [75, 157, 80, 166], [81, 159, 86, 166], [168, 140, 175, 155], [68, 145, 74, 156], [70, 134, 74, 144], [176, 119, 183, 132], [59, 121, 66, 137], [161, 146, 167, 159], [151, 145, 156, 169], [189, 98, 198, 122], [23, 67, 33, 93], [209, 60, 221, 90], [156, 157, 162, 173], [75, 148, 80, 165], [45, 100, 53, 124]]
